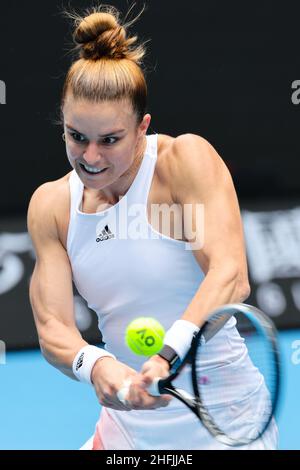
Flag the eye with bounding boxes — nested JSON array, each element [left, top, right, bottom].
[[69, 131, 86, 143], [102, 136, 118, 145]]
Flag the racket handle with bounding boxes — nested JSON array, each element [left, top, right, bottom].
[[148, 380, 194, 401]]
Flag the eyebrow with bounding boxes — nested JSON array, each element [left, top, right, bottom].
[[65, 125, 126, 137]]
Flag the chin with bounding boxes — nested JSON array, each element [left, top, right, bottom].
[[80, 172, 115, 192]]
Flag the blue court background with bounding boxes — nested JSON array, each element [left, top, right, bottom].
[[0, 330, 299, 450]]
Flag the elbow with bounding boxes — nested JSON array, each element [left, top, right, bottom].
[[238, 282, 251, 303], [226, 261, 251, 303], [235, 272, 251, 303], [213, 262, 251, 303], [223, 262, 251, 303]]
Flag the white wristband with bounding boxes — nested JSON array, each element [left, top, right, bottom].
[[72, 345, 116, 385], [163, 320, 200, 361]]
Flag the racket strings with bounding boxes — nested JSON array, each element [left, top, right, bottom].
[[193, 311, 279, 445]]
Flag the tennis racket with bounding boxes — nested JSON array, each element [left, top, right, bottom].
[[118, 303, 281, 447]]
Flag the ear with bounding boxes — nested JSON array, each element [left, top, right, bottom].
[[138, 113, 151, 135]]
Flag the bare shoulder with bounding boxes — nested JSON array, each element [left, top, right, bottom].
[[172, 133, 227, 177], [157, 133, 229, 202], [27, 172, 72, 242]]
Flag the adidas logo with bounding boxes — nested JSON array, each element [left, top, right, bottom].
[[96, 225, 115, 243], [76, 352, 84, 371]]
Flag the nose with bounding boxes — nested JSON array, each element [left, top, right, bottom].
[[82, 142, 103, 166]]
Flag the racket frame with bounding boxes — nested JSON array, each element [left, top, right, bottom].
[[154, 303, 281, 446]]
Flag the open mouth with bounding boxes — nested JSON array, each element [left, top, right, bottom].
[[79, 163, 108, 175]]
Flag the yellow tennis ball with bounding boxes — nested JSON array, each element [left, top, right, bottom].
[[125, 317, 165, 356]]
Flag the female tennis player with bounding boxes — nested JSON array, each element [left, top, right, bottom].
[[27, 5, 278, 449]]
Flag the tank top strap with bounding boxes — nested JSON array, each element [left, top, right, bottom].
[[68, 170, 83, 221], [127, 133, 158, 206]]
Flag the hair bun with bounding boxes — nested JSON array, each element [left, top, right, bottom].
[[73, 11, 140, 61]]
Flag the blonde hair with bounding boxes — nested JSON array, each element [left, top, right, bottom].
[[61, 4, 148, 123]]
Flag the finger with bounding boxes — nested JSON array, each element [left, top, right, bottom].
[[126, 383, 152, 409], [128, 376, 173, 406], [126, 375, 172, 408], [160, 396, 173, 406], [141, 369, 168, 386], [127, 382, 145, 408], [129, 387, 170, 410], [144, 378, 162, 397], [99, 389, 132, 410], [146, 393, 173, 409], [140, 375, 153, 387]]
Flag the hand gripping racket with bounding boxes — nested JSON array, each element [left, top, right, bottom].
[[118, 303, 281, 447]]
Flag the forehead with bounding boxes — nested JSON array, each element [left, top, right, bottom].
[[63, 95, 135, 131]]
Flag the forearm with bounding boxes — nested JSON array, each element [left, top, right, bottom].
[[38, 317, 88, 380], [181, 266, 250, 328]]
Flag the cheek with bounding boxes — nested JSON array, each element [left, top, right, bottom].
[[66, 146, 80, 165], [116, 152, 133, 172], [118, 151, 130, 164], [118, 142, 136, 166]]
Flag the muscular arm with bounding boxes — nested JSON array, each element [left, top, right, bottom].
[[27, 183, 172, 410], [171, 134, 251, 327], [27, 183, 87, 379]]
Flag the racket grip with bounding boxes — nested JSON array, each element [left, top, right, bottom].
[[146, 377, 162, 396]]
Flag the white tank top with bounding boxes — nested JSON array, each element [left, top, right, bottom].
[[67, 134, 209, 370], [66, 134, 263, 448]]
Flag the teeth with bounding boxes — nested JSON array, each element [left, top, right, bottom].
[[83, 164, 104, 174]]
